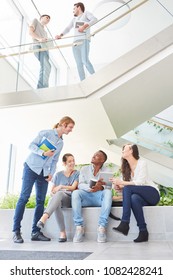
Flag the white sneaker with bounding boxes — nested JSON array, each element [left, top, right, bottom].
[[97, 226, 107, 243], [73, 226, 85, 242]]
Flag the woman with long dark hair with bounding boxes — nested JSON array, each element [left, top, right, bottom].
[[110, 144, 160, 242]]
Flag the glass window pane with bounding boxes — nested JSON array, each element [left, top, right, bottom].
[[0, 0, 22, 47]]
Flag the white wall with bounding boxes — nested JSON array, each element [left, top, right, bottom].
[[0, 59, 31, 94]]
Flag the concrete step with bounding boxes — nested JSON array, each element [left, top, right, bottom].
[[1, 206, 172, 241]]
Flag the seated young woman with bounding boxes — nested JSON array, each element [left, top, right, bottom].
[[110, 143, 160, 243], [37, 153, 79, 242]]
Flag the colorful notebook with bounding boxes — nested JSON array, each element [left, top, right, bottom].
[[39, 137, 56, 159]]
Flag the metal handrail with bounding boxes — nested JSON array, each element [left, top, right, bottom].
[[127, 134, 173, 153], [0, 41, 82, 59], [90, 0, 148, 37], [0, 0, 133, 51], [0, 0, 149, 59], [151, 116, 173, 127], [148, 119, 173, 132]]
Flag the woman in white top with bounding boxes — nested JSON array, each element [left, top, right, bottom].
[[110, 144, 160, 242]]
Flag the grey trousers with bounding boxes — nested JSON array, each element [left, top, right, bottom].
[[44, 191, 71, 232]]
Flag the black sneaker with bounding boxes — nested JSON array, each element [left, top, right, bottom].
[[13, 231, 24, 243], [31, 232, 51, 241]]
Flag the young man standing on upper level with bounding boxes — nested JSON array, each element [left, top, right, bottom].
[[56, 2, 97, 81], [29, 15, 51, 89]]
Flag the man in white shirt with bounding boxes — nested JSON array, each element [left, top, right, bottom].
[[56, 2, 97, 81], [72, 150, 112, 243]]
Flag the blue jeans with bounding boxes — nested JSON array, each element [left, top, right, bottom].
[[13, 163, 48, 234], [34, 45, 51, 88], [71, 189, 112, 228], [72, 40, 95, 81], [122, 185, 160, 231]]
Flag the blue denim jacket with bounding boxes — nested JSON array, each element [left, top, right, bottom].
[[25, 128, 63, 176]]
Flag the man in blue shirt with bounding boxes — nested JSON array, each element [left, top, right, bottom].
[[12, 116, 75, 243]]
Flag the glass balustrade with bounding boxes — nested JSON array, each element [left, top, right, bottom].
[[121, 113, 173, 158], [0, 0, 173, 94]]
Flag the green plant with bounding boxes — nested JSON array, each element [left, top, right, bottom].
[[44, 195, 50, 207], [158, 185, 173, 206], [75, 162, 118, 171], [105, 162, 117, 169], [165, 140, 173, 149], [134, 129, 140, 135], [1, 185, 173, 208], [113, 168, 121, 178], [0, 194, 19, 209], [0, 193, 50, 209], [75, 163, 89, 170], [147, 120, 173, 133]]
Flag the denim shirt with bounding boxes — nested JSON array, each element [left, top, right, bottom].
[[25, 128, 63, 176]]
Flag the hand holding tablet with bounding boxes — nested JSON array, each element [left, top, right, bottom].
[[98, 172, 114, 187]]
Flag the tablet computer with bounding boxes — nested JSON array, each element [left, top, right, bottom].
[[98, 172, 114, 187]]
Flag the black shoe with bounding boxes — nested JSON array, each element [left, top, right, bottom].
[[134, 230, 149, 243], [31, 232, 51, 241], [13, 231, 24, 243], [37, 220, 44, 230], [58, 237, 67, 242], [109, 212, 121, 221], [112, 221, 129, 236]]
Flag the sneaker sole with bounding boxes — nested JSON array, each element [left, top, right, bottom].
[[97, 239, 106, 243], [13, 239, 24, 243], [31, 238, 51, 241], [73, 238, 84, 243]]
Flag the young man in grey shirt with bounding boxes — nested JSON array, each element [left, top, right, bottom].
[[29, 14, 51, 88]]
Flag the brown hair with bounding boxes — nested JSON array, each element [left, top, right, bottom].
[[62, 153, 74, 163], [53, 116, 75, 129], [121, 144, 140, 181], [40, 14, 51, 20], [74, 2, 85, 13]]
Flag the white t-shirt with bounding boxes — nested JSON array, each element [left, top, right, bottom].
[[62, 11, 97, 42]]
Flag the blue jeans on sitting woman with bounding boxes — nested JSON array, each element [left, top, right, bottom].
[[122, 185, 160, 231], [13, 163, 48, 234], [72, 189, 112, 228]]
